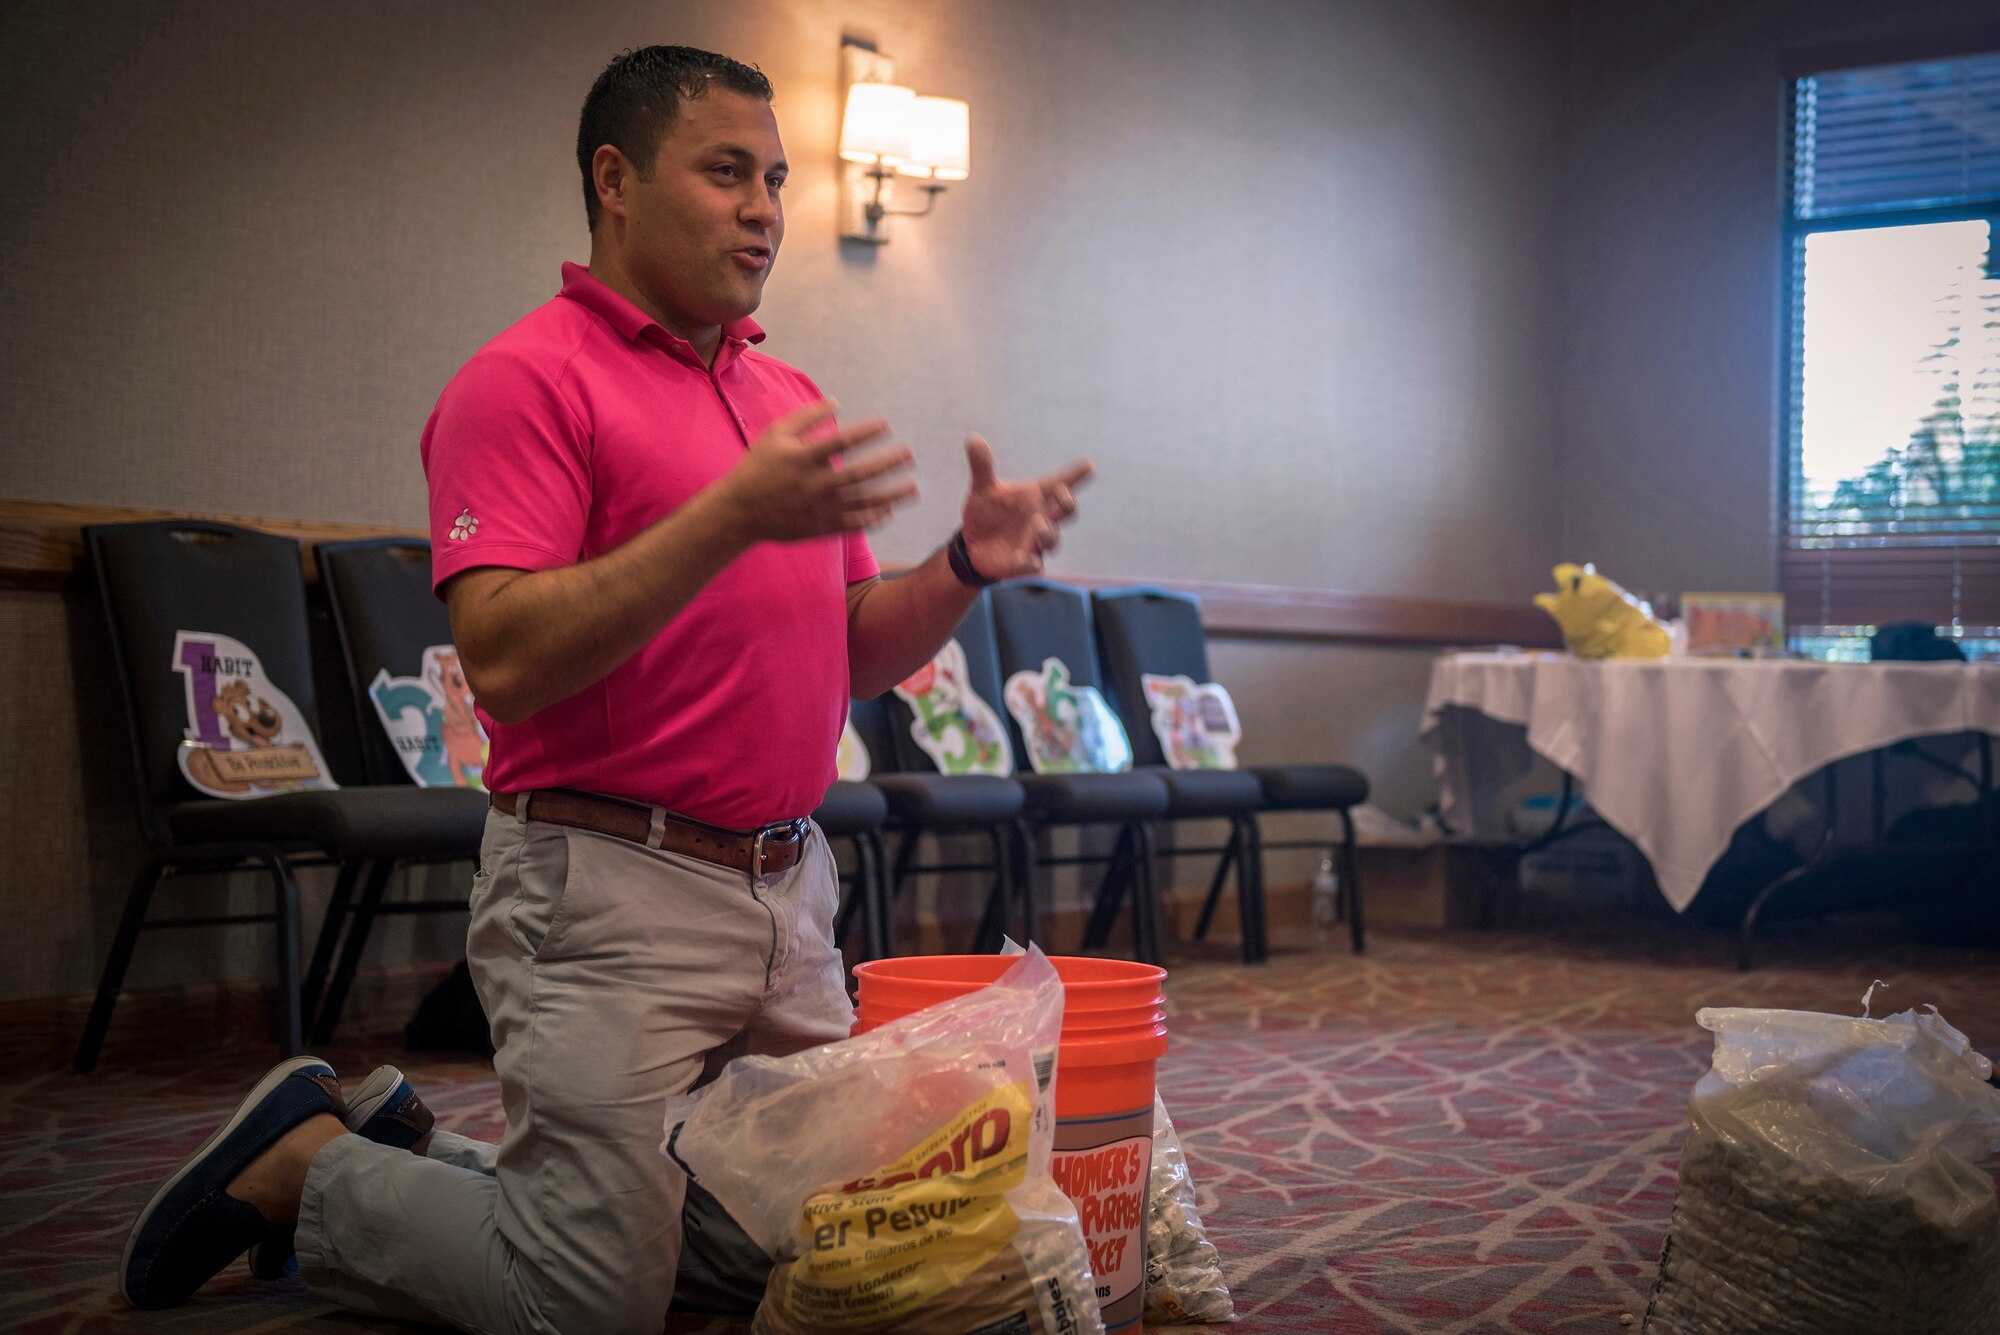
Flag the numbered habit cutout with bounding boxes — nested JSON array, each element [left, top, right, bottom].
[[172, 631, 338, 799], [894, 639, 1013, 777], [1140, 673, 1242, 770], [368, 646, 490, 789], [1003, 657, 1132, 775]]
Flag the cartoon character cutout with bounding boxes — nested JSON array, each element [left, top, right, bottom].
[[894, 639, 1013, 777], [172, 631, 338, 799], [368, 645, 490, 789], [1140, 673, 1242, 769], [1002, 657, 1132, 775]]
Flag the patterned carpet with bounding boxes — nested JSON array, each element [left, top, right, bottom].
[[3, 918, 1997, 1334]]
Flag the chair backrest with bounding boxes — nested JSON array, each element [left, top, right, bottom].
[[846, 694, 898, 777], [315, 537, 448, 785], [875, 594, 1011, 774], [1090, 587, 1211, 769], [987, 579, 1112, 764], [86, 520, 324, 842]]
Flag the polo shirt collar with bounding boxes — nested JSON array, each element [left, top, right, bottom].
[[558, 261, 766, 358]]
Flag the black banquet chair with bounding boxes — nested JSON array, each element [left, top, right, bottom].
[[1092, 585, 1371, 953], [988, 580, 1172, 965], [310, 537, 495, 1042], [1091, 586, 1272, 964], [73, 521, 484, 1071], [812, 763, 893, 964], [857, 599, 1034, 954]]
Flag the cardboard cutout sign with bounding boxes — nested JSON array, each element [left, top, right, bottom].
[[1002, 657, 1132, 775], [172, 631, 338, 799], [893, 639, 1013, 777], [836, 713, 871, 781], [368, 645, 489, 789], [1140, 674, 1242, 770]]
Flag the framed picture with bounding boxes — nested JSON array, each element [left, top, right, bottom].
[[1681, 592, 1786, 655]]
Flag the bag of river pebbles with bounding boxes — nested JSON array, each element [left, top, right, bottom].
[[1641, 997, 2000, 1335], [1144, 1094, 1235, 1323], [664, 947, 1103, 1335]]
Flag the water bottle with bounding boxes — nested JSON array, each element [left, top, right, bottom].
[[1311, 855, 1339, 940]]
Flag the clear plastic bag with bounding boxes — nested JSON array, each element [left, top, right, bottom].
[[662, 946, 1104, 1335], [1642, 999, 2000, 1334], [1144, 1094, 1235, 1324], [991, 937, 1234, 1324]]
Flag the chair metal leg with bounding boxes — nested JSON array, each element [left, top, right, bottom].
[[889, 830, 922, 906], [969, 826, 1016, 953], [1339, 807, 1365, 955], [1192, 827, 1240, 943], [300, 859, 366, 1024], [834, 846, 862, 949], [1082, 826, 1134, 950], [310, 860, 393, 1045], [1011, 819, 1040, 949], [972, 880, 1008, 953], [862, 832, 894, 960], [835, 833, 889, 960], [73, 852, 173, 1074], [245, 847, 307, 1057], [1130, 823, 1165, 966], [1229, 816, 1255, 964], [1236, 814, 1269, 964]]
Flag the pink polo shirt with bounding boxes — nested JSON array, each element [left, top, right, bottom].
[[421, 262, 878, 827]]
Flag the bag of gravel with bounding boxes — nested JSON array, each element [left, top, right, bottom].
[[1641, 999, 2000, 1335], [1144, 1094, 1235, 1323], [992, 936, 1234, 1323], [663, 946, 1104, 1335]]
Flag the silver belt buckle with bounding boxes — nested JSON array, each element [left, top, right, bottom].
[[750, 819, 807, 884]]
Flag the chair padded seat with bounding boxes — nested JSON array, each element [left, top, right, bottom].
[[868, 773, 1025, 828], [1151, 766, 1266, 818], [1018, 771, 1170, 823], [812, 780, 890, 835], [1249, 763, 1370, 811], [168, 786, 491, 859]]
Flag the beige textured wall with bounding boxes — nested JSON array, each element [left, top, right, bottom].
[[1555, 0, 2000, 592], [1, 0, 1568, 1001]]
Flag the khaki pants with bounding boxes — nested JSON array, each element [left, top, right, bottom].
[[296, 805, 854, 1335]]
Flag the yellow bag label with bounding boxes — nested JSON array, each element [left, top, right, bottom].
[[780, 1080, 1032, 1327]]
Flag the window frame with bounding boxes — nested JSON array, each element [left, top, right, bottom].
[[1776, 50, 2000, 654]]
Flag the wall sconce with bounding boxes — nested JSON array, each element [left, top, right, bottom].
[[839, 42, 970, 244]]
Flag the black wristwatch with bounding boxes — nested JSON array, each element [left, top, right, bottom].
[[946, 529, 998, 588]]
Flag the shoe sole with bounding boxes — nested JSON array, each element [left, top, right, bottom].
[[343, 1066, 405, 1131], [120, 1055, 331, 1305]]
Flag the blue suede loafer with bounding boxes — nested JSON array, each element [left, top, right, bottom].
[[246, 1064, 435, 1280], [120, 1055, 342, 1308]]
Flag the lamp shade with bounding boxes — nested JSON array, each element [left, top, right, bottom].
[[840, 82, 913, 164], [897, 96, 970, 181]]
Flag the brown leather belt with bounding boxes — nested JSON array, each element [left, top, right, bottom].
[[491, 789, 808, 878]]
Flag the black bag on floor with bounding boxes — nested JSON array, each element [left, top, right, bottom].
[[404, 959, 494, 1054]]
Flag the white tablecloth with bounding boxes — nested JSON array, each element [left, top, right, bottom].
[[1421, 653, 2000, 911]]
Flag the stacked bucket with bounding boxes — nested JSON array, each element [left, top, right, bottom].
[[852, 955, 1168, 1333]]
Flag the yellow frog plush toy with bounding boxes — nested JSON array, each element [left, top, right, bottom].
[[1533, 563, 1670, 659]]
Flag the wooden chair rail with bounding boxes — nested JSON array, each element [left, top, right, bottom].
[[0, 499, 1559, 649]]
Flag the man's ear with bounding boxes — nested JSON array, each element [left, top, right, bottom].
[[592, 144, 638, 223]]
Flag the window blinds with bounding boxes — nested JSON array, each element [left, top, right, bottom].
[[1784, 51, 2000, 638], [1792, 57, 2000, 220]]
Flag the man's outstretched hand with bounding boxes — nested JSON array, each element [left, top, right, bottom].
[[724, 400, 917, 544], [959, 435, 1094, 580]]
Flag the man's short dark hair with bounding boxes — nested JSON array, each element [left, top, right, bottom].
[[577, 45, 773, 230]]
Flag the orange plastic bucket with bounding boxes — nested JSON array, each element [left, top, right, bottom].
[[851, 955, 1167, 1333]]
